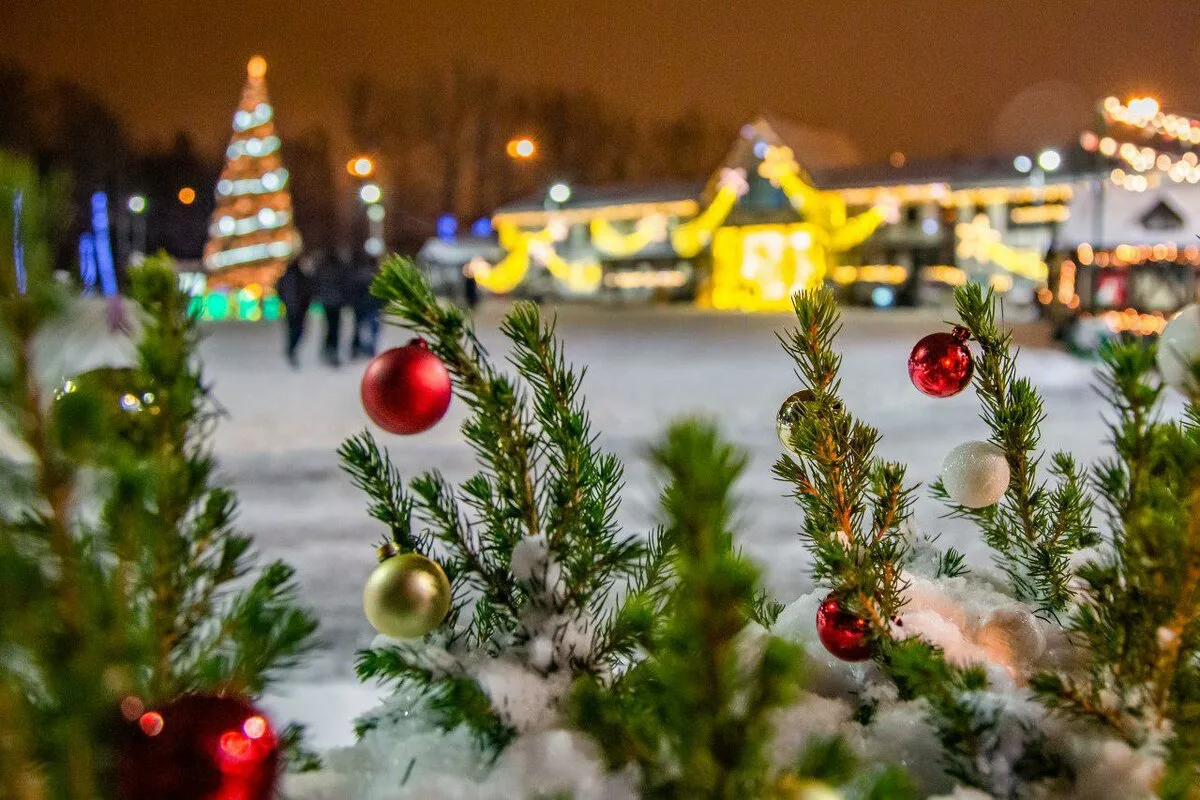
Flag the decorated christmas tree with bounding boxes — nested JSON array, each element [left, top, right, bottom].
[[295, 256, 1200, 799], [202, 55, 299, 290], [1, 155, 316, 799]]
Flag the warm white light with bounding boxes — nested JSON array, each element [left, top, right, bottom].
[[359, 183, 382, 204], [1013, 155, 1033, 173], [1037, 149, 1062, 172], [348, 156, 374, 178], [366, 204, 385, 222], [127, 195, 146, 214], [548, 183, 571, 203]]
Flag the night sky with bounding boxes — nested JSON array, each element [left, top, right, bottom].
[[5, 0, 1200, 162]]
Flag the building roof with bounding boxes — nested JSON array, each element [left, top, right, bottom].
[[494, 180, 704, 216]]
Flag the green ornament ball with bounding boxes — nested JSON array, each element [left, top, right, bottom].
[[362, 547, 451, 639], [776, 388, 818, 453], [53, 367, 160, 456]]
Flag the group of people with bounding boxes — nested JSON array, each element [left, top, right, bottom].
[[275, 248, 382, 368]]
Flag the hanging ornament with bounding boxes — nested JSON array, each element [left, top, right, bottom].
[[776, 389, 816, 454], [941, 440, 1010, 508], [362, 543, 452, 639], [1157, 304, 1200, 394], [360, 338, 452, 435], [53, 366, 160, 457], [908, 326, 974, 398], [115, 694, 279, 800], [815, 591, 873, 662], [976, 609, 1046, 669]]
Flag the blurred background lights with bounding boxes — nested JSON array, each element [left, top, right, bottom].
[[359, 183, 382, 203], [1013, 155, 1033, 173], [548, 182, 571, 203], [177, 186, 196, 204], [247, 55, 267, 78], [127, 194, 146, 213], [347, 156, 374, 177], [1037, 149, 1062, 171]]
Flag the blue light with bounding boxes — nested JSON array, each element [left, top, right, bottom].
[[871, 287, 896, 308], [753, 140, 769, 159], [437, 214, 458, 241], [470, 217, 493, 238], [90, 192, 117, 297], [79, 233, 98, 293], [921, 218, 939, 235], [12, 191, 25, 295]]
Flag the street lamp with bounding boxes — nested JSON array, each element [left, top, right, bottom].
[[127, 194, 147, 264], [359, 182, 382, 204], [1037, 149, 1062, 172], [548, 182, 571, 204], [507, 137, 536, 159], [347, 156, 375, 178], [358, 182, 385, 257]]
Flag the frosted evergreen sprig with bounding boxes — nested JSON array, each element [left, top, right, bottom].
[[1033, 340, 1200, 787], [936, 283, 1098, 614], [773, 287, 915, 630], [349, 257, 675, 747]]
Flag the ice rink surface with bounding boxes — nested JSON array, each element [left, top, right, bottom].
[[200, 302, 1179, 749]]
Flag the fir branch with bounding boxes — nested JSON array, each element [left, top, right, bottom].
[[774, 289, 913, 631], [948, 284, 1096, 613], [372, 262, 541, 540], [338, 431, 422, 551]]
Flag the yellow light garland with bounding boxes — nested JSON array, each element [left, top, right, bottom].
[[955, 215, 1047, 282], [590, 215, 667, 257]]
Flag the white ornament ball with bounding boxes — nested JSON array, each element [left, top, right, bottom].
[[941, 441, 1010, 508], [977, 609, 1046, 667], [1157, 304, 1200, 394]]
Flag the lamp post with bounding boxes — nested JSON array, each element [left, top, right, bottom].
[[360, 182, 385, 258], [127, 194, 147, 265]]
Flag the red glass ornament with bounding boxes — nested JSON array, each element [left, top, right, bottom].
[[815, 591, 873, 661], [907, 326, 973, 398], [361, 338, 452, 434], [115, 694, 279, 800]]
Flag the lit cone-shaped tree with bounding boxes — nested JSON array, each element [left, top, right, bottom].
[[203, 55, 299, 290]]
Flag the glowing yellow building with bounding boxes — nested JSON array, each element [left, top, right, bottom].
[[471, 103, 1200, 324]]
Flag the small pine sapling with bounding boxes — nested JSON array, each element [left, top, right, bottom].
[[935, 284, 1098, 614], [1033, 339, 1200, 791], [345, 257, 673, 750], [573, 421, 914, 800], [0, 158, 318, 799], [775, 288, 1065, 794]]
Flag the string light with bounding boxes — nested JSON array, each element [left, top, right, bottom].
[[178, 187, 197, 205]]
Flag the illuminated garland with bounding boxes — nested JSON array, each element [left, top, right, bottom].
[[955, 215, 1047, 282], [590, 215, 668, 257], [670, 168, 749, 257], [474, 221, 602, 294], [1101, 96, 1200, 144]]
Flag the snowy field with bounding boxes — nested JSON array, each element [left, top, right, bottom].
[[198, 301, 1181, 751]]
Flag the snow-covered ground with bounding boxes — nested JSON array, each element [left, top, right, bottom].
[[199, 302, 1178, 751]]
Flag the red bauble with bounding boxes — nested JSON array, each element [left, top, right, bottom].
[[361, 338, 452, 435], [115, 694, 279, 800], [816, 591, 873, 661], [907, 326, 974, 398]]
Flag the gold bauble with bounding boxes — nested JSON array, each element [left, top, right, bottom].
[[53, 366, 160, 457], [775, 774, 842, 800], [362, 547, 451, 639]]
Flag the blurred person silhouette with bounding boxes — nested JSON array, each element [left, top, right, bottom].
[[350, 255, 383, 359], [314, 247, 351, 367], [462, 259, 480, 310], [275, 254, 314, 368]]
